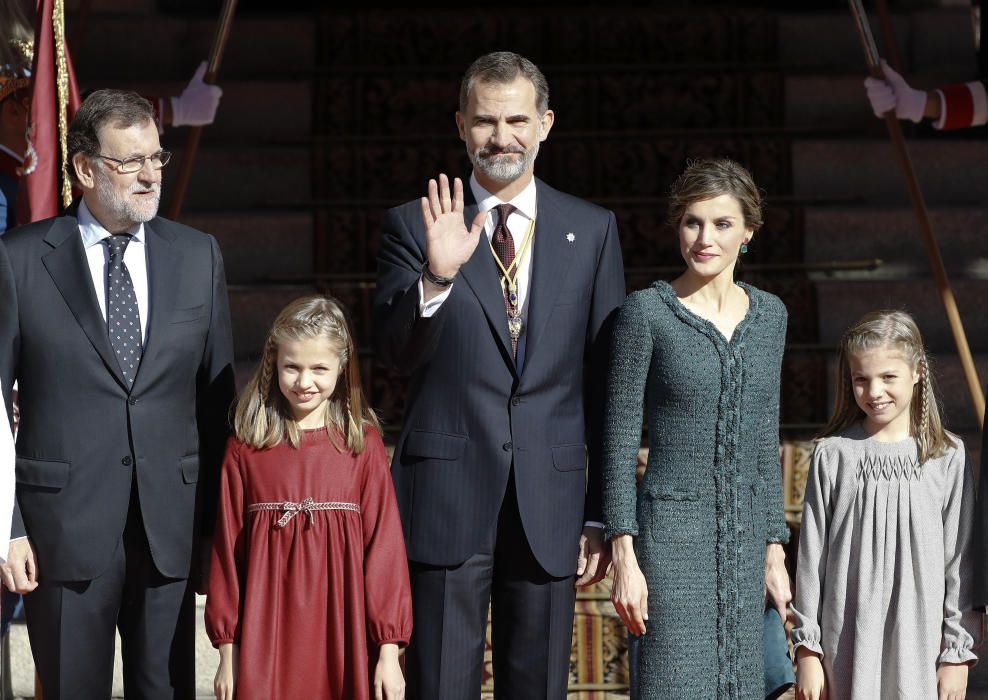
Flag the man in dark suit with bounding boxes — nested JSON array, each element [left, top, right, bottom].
[[0, 89, 234, 699], [375, 51, 626, 700]]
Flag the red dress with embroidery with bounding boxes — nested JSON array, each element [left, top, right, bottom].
[[205, 427, 412, 700]]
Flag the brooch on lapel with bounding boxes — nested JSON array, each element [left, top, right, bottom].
[[566, 232, 575, 243]]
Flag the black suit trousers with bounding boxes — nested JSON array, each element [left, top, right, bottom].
[[24, 482, 195, 700], [405, 471, 577, 700]]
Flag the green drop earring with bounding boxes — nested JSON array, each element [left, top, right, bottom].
[[740, 239, 749, 254]]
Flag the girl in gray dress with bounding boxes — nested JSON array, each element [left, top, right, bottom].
[[791, 310, 978, 700], [603, 158, 792, 699]]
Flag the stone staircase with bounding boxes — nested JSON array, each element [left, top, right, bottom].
[[5, 1, 986, 697]]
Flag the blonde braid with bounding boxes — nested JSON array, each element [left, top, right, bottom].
[[921, 362, 932, 435], [912, 358, 930, 461], [920, 360, 934, 458], [259, 337, 278, 399]]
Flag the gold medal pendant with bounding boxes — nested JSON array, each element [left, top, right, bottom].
[[488, 209, 537, 345]]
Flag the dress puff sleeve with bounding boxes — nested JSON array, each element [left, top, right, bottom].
[[938, 442, 979, 666], [204, 438, 248, 647], [359, 428, 412, 647], [602, 293, 654, 541], [789, 441, 833, 656]]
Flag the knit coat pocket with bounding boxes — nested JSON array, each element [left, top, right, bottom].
[[644, 484, 700, 545]]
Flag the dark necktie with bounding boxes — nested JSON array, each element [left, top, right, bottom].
[[492, 203, 518, 357], [105, 234, 143, 387]]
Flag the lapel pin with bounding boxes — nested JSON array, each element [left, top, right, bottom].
[[566, 232, 575, 243]]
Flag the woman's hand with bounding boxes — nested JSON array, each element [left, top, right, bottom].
[[937, 662, 969, 700], [795, 647, 826, 700], [764, 542, 792, 622], [610, 534, 648, 636], [213, 643, 238, 700], [374, 643, 406, 700]]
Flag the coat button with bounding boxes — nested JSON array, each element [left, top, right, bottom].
[[511, 397, 521, 406], [502, 442, 512, 452], [128, 397, 138, 406], [121, 456, 133, 467]]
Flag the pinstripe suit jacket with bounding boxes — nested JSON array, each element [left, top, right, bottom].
[[375, 177, 625, 577]]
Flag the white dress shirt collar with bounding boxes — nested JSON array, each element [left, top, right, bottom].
[[77, 197, 146, 248], [469, 173, 538, 229]]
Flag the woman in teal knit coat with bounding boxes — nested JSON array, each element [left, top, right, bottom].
[[603, 159, 792, 699]]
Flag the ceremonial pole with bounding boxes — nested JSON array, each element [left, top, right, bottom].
[[166, 0, 238, 220], [873, 0, 904, 73], [848, 0, 985, 429]]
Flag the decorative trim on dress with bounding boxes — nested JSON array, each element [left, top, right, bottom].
[[248, 499, 361, 528], [856, 455, 922, 482]]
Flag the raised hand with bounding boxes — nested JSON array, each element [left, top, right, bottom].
[[420, 174, 486, 280]]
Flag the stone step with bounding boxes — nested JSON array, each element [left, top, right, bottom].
[[312, 132, 797, 203], [70, 16, 315, 82], [100, 81, 312, 142], [67, 0, 155, 12], [228, 285, 320, 359], [814, 278, 988, 353], [793, 139, 988, 205], [778, 9, 977, 74], [70, 7, 975, 84], [181, 210, 314, 284], [158, 144, 311, 211], [314, 8, 778, 68], [314, 69, 785, 134], [803, 206, 988, 280], [783, 71, 975, 131]]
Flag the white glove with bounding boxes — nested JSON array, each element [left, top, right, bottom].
[[863, 59, 926, 123], [170, 61, 223, 127]]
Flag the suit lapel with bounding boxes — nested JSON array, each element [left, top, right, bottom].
[[41, 215, 129, 389], [523, 182, 576, 372], [132, 219, 180, 387], [453, 200, 517, 370]]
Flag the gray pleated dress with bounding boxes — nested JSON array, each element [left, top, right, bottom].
[[790, 424, 978, 699]]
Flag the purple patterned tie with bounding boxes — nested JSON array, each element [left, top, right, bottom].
[[492, 203, 517, 356]]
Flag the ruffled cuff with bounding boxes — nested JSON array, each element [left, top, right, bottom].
[[204, 616, 241, 649], [790, 626, 824, 657], [377, 636, 410, 649], [369, 624, 412, 649], [209, 634, 237, 649], [604, 520, 638, 542], [938, 644, 977, 666]]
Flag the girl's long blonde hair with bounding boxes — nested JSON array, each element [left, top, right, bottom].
[[819, 310, 949, 463], [234, 295, 380, 453]]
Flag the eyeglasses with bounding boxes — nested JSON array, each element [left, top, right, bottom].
[[98, 150, 172, 174]]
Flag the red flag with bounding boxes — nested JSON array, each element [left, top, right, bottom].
[[19, 0, 81, 224]]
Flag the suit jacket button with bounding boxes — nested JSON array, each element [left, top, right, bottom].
[[121, 456, 133, 467], [502, 442, 512, 452], [511, 397, 521, 406], [128, 397, 138, 406]]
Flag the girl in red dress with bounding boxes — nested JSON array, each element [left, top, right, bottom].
[[206, 295, 411, 700]]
